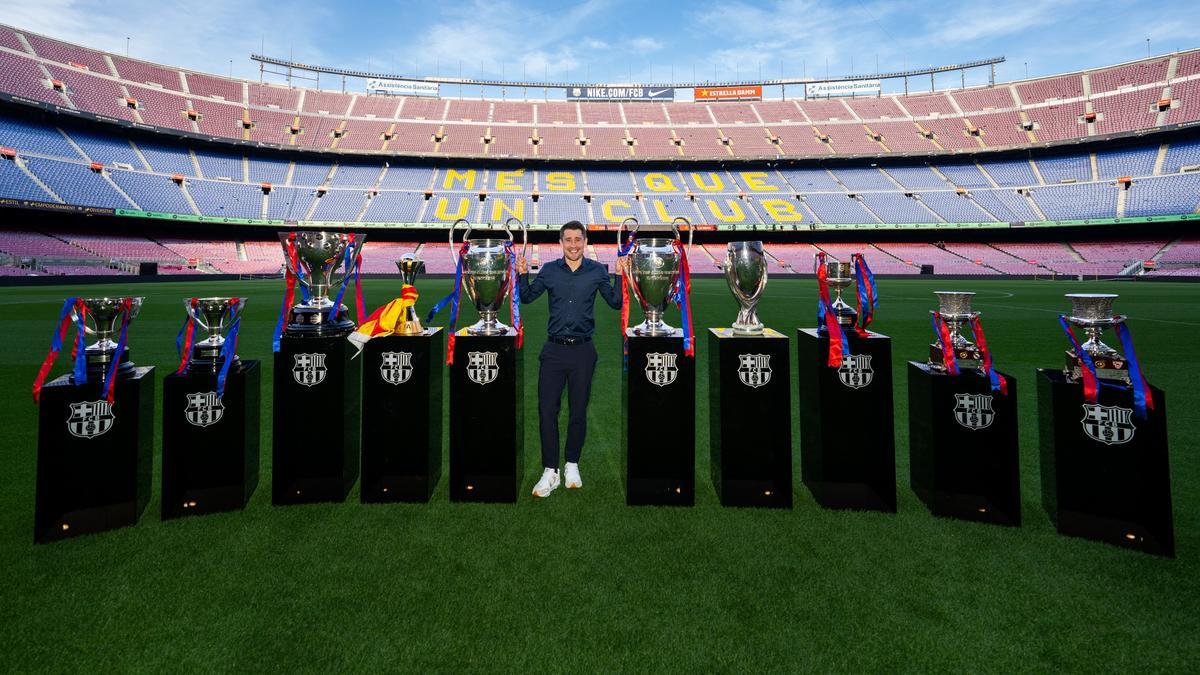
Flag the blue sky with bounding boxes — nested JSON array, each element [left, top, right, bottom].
[[2, 0, 1199, 95]]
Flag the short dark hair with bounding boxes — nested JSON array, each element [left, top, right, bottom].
[[559, 221, 586, 239]]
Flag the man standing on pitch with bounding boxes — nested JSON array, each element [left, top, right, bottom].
[[516, 221, 628, 497]]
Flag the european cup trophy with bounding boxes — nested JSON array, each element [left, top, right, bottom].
[[164, 297, 259, 519], [448, 218, 527, 335], [278, 230, 366, 335], [619, 218, 688, 336], [1062, 293, 1130, 384], [928, 291, 984, 370], [724, 241, 767, 335], [32, 296, 153, 542]]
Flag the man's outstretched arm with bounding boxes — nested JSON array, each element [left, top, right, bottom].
[[517, 256, 547, 303], [598, 257, 626, 310]]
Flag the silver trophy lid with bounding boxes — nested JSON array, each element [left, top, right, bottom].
[[1065, 293, 1123, 328], [933, 291, 978, 321]]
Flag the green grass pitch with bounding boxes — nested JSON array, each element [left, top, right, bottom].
[[1, 276, 1197, 671]]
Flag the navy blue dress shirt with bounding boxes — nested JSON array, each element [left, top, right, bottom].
[[519, 257, 622, 338]]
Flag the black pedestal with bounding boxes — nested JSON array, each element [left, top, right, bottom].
[[708, 328, 792, 508], [162, 361, 261, 519], [273, 334, 361, 505], [623, 330, 695, 506], [908, 362, 1020, 526], [448, 330, 523, 503], [34, 366, 154, 543], [1037, 369, 1173, 556], [796, 328, 896, 512], [362, 329, 444, 503]]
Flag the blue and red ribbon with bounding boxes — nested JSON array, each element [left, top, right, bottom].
[[1113, 321, 1154, 419], [32, 297, 84, 403], [931, 312, 960, 376], [815, 252, 851, 368], [216, 298, 243, 397], [617, 232, 636, 368], [427, 241, 470, 365], [100, 298, 133, 404], [504, 241, 524, 349], [176, 297, 199, 375], [969, 316, 1008, 396], [852, 253, 877, 334], [272, 233, 300, 353], [1059, 315, 1100, 404], [672, 239, 695, 357]]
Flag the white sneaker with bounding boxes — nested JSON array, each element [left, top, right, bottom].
[[532, 468, 560, 498], [565, 462, 582, 489]]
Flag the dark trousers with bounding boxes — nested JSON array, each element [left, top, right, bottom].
[[538, 341, 598, 469]]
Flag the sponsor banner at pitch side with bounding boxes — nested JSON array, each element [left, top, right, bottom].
[[366, 78, 441, 97], [806, 79, 881, 97], [567, 86, 674, 101], [694, 85, 762, 101]]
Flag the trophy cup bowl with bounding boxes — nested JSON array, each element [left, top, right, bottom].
[[1065, 293, 1123, 357], [725, 241, 767, 335], [824, 260, 858, 327], [72, 296, 145, 368], [184, 297, 246, 361], [278, 230, 366, 332], [627, 237, 681, 335], [933, 291, 978, 348], [394, 254, 426, 335]]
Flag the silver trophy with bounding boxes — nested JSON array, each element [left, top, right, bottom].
[[724, 241, 768, 335], [619, 217, 693, 336], [278, 230, 366, 333], [71, 296, 145, 370], [929, 291, 983, 370], [395, 254, 426, 335], [183, 297, 246, 363], [449, 218, 527, 335], [1064, 293, 1130, 383], [823, 259, 858, 327]]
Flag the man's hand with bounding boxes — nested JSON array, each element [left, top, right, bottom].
[[516, 255, 529, 274], [615, 256, 630, 275]]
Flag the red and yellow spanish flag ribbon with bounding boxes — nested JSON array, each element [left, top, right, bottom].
[[348, 284, 418, 353]]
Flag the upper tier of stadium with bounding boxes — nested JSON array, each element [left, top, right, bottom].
[[0, 24, 1198, 161]]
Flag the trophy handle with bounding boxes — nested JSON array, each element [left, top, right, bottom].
[[449, 218, 472, 264], [671, 216, 694, 255], [617, 217, 639, 248], [504, 217, 529, 259]]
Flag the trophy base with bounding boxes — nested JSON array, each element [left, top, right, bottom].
[[796, 328, 896, 512], [286, 305, 355, 337], [623, 329, 695, 506], [1037, 369, 1173, 556], [465, 319, 510, 336], [908, 362, 1020, 526], [709, 328, 792, 508], [449, 329, 523, 503], [632, 320, 676, 336], [928, 343, 984, 371], [730, 324, 765, 336], [1065, 350, 1131, 384], [272, 334, 361, 505], [35, 365, 155, 543], [362, 329, 444, 503], [162, 361, 260, 519]]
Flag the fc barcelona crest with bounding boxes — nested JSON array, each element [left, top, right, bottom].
[[953, 393, 994, 430], [292, 353, 327, 387], [837, 354, 873, 389], [737, 353, 772, 388], [380, 351, 413, 385], [1081, 403, 1136, 445], [66, 400, 115, 439], [467, 351, 499, 385], [645, 352, 678, 387], [185, 391, 225, 428]]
